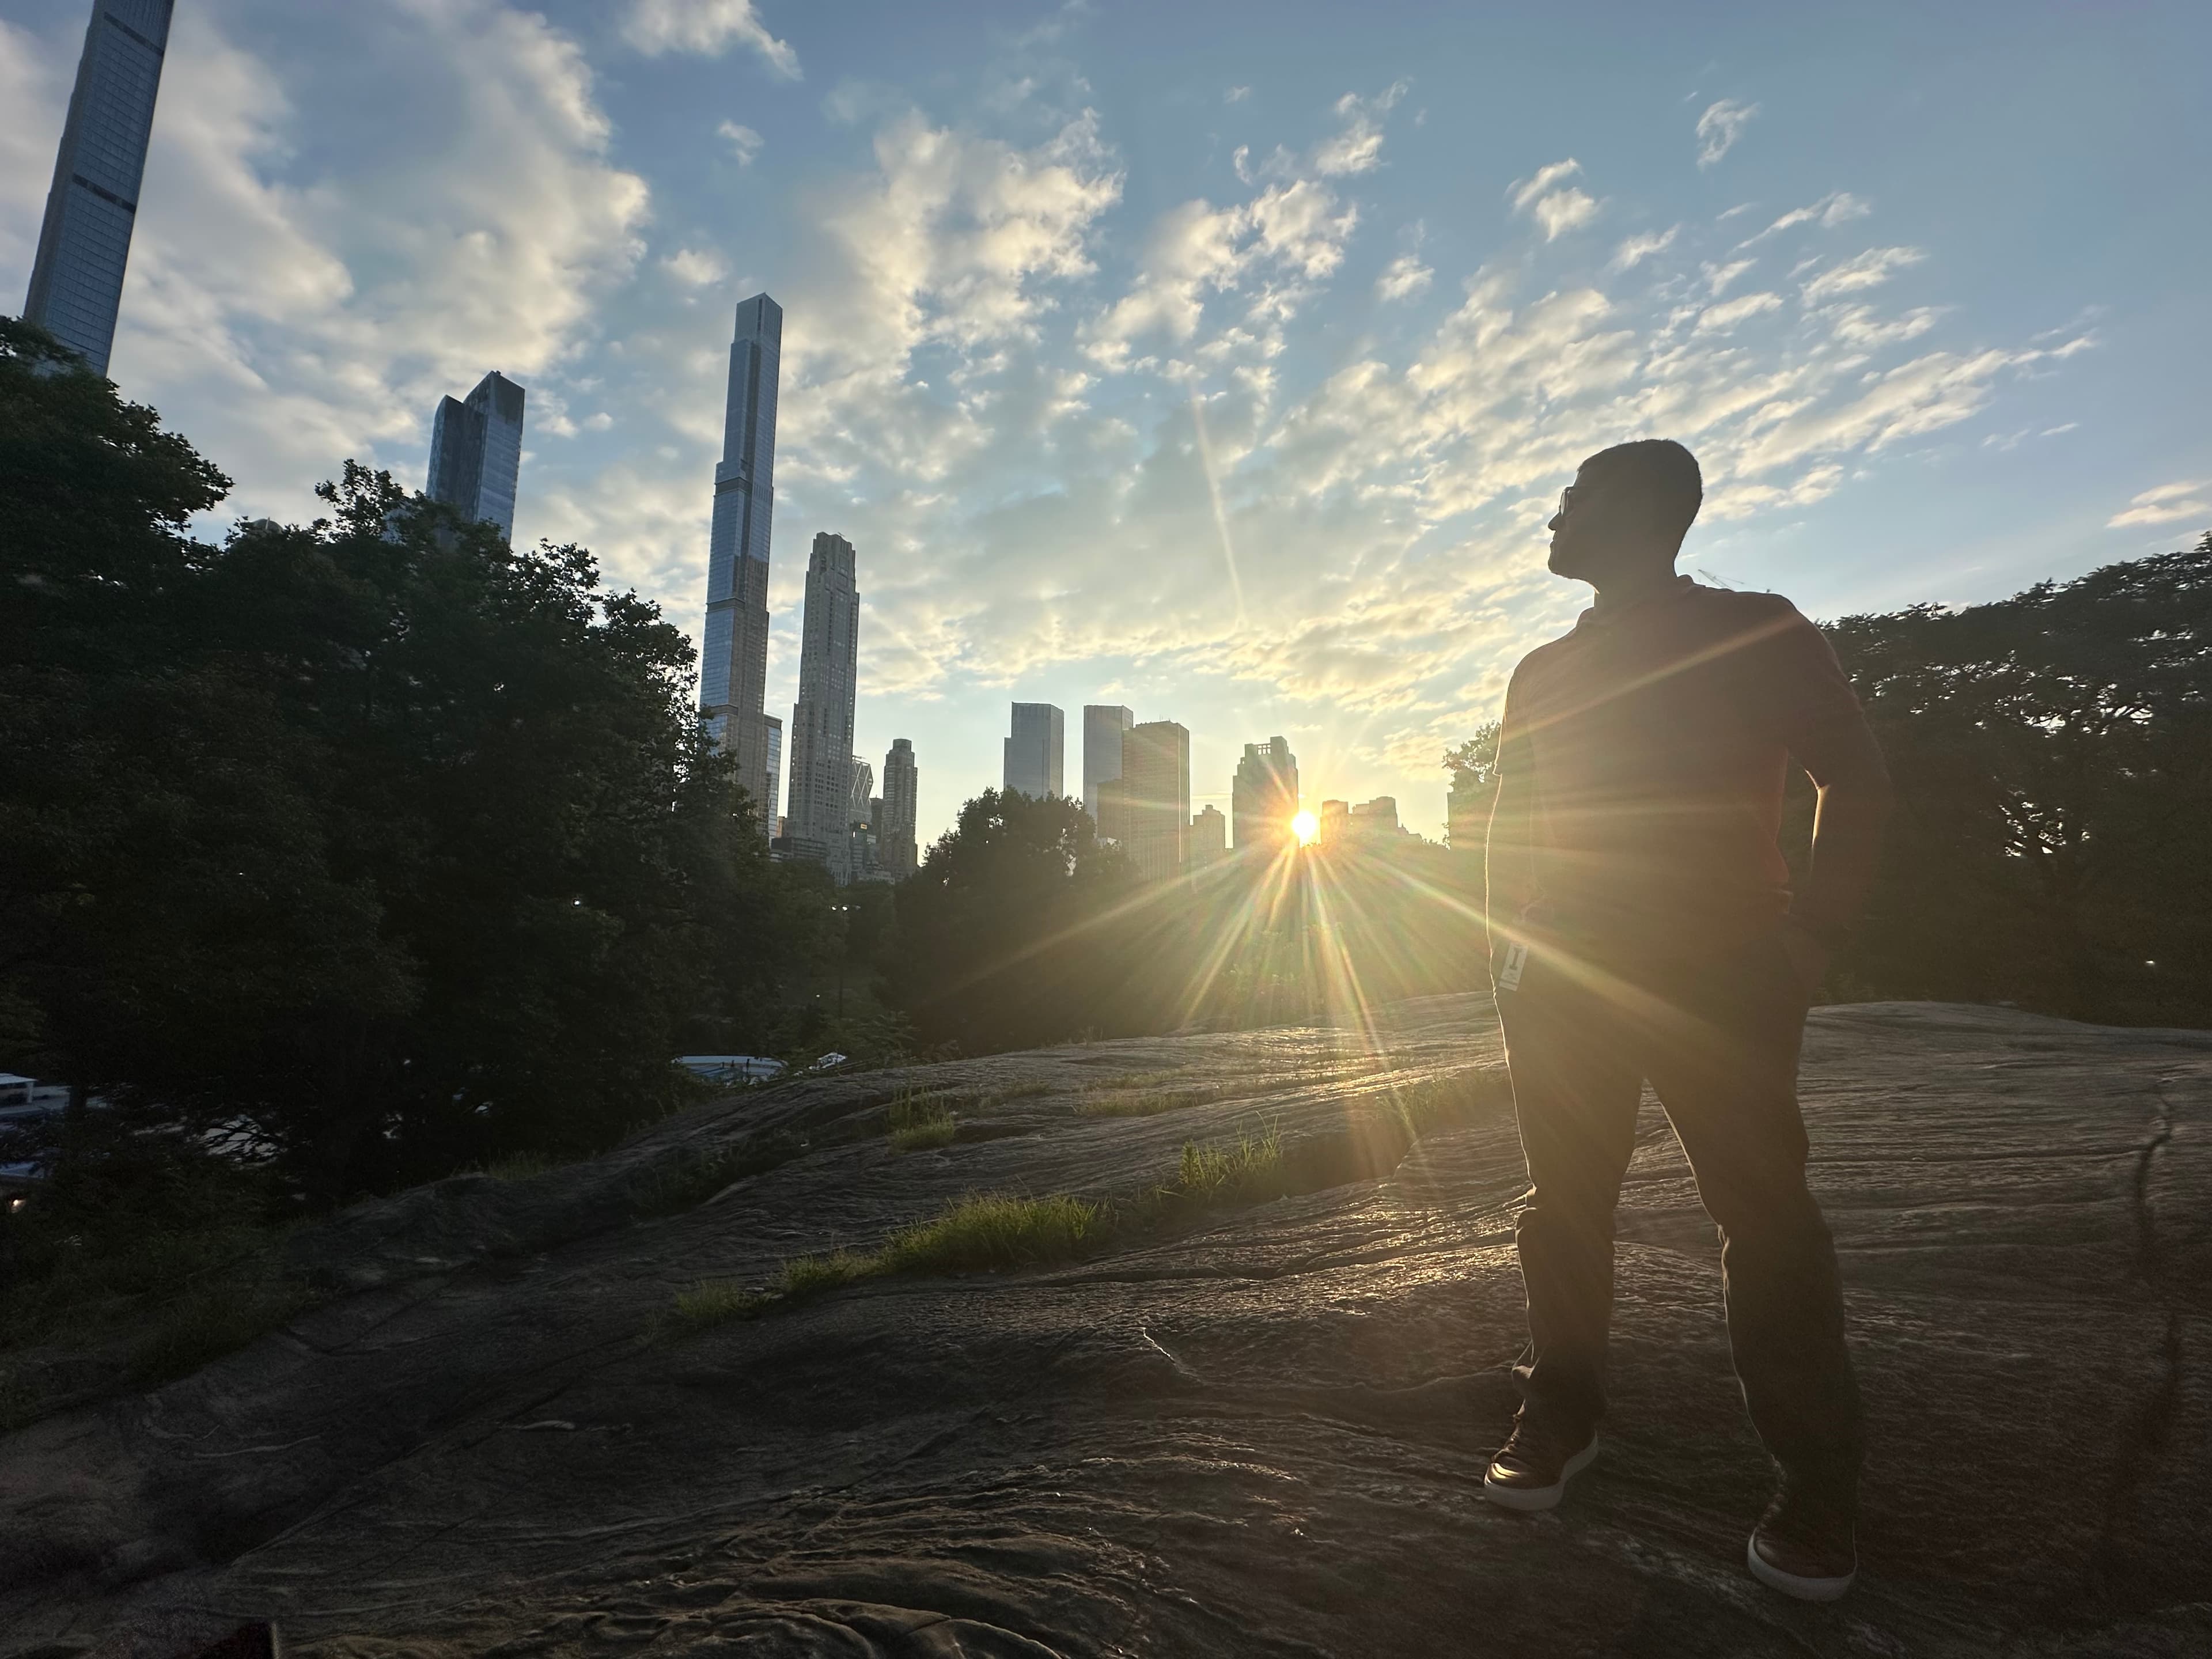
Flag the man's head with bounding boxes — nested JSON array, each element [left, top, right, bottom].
[[1546, 439, 1703, 585]]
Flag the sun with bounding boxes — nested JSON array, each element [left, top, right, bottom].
[[1291, 809, 1320, 846]]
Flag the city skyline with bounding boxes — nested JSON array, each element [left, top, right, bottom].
[[4, 2, 2203, 854]]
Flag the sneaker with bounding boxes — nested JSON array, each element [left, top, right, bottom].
[[1747, 1482, 1857, 1601], [1481, 1415, 1598, 1512]]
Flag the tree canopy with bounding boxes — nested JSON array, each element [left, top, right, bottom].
[[1, 319, 832, 1198]]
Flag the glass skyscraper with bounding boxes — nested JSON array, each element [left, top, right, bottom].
[[426, 370, 526, 540], [22, 0, 175, 377], [699, 294, 782, 830], [786, 532, 862, 881], [1004, 703, 1065, 800]]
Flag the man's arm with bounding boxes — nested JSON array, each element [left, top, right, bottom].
[[1755, 605, 1895, 989], [1790, 711, 1895, 955], [1484, 699, 1539, 973]]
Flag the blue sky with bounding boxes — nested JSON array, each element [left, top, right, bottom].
[[4, 0, 2207, 844]]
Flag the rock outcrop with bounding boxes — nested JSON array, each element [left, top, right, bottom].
[[2, 997, 2207, 1656]]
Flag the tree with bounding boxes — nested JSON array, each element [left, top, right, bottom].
[[885, 789, 1136, 1052], [1, 319, 827, 1198]]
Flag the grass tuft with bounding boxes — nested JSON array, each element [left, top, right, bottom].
[[878, 1192, 1105, 1276], [1078, 1085, 1215, 1118], [670, 1278, 766, 1330], [126, 1273, 317, 1390], [885, 1089, 957, 1152], [1170, 1121, 1284, 1204]]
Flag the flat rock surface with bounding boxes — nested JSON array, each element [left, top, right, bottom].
[[3, 997, 2209, 1656]]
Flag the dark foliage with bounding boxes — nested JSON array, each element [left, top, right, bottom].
[[1821, 536, 2212, 1024], [883, 787, 1489, 1054], [0, 318, 832, 1202]]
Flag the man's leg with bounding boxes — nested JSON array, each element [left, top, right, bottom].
[[1497, 953, 1645, 1445], [1646, 935, 1863, 1501]]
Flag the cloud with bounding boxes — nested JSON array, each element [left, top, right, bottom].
[[717, 120, 763, 164], [1742, 191, 1870, 244], [1694, 290, 1781, 332], [1312, 79, 1409, 177], [1085, 172, 1357, 368], [663, 247, 728, 286], [1801, 245, 1925, 304], [1508, 158, 1599, 241], [1608, 226, 1677, 271], [1225, 85, 1251, 104], [2108, 482, 2210, 529], [621, 0, 799, 77], [1702, 257, 1756, 296], [1376, 251, 1433, 302], [1695, 99, 1758, 166], [0, 20, 65, 281], [2, 2, 650, 535]]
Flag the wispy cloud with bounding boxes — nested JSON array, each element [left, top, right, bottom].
[[1312, 80, 1408, 177], [1608, 226, 1677, 271], [1742, 190, 1869, 245], [1508, 158, 1599, 241], [2108, 481, 2210, 529], [622, 0, 800, 77], [1695, 98, 1758, 166], [717, 119, 763, 164], [1376, 250, 1432, 302], [1801, 245, 1925, 304]]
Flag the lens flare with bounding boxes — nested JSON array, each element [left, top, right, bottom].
[[1291, 809, 1320, 846]]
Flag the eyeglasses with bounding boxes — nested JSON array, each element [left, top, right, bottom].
[[1555, 485, 1580, 518]]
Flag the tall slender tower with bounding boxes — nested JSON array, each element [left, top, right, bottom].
[[426, 370, 526, 539], [22, 0, 176, 377], [698, 294, 782, 830], [881, 738, 918, 877], [787, 532, 862, 880]]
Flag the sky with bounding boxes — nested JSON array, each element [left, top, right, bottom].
[[4, 0, 2208, 846]]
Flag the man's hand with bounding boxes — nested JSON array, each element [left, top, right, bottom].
[[1780, 925, 1831, 999]]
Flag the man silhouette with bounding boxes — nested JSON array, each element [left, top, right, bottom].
[[1479, 440, 1893, 1601]]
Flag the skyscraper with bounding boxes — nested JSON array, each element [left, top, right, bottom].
[[1004, 703, 1065, 800], [1118, 721, 1191, 882], [1232, 736, 1300, 853], [425, 371, 526, 539], [22, 1, 174, 378], [1082, 704, 1134, 823], [882, 738, 919, 877], [1189, 804, 1228, 868], [698, 294, 782, 830], [787, 533, 862, 881]]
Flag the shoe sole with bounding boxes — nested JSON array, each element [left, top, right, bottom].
[[1745, 1535, 1856, 1601], [1481, 1437, 1598, 1512]]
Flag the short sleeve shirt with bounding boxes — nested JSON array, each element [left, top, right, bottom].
[[1499, 577, 1864, 954]]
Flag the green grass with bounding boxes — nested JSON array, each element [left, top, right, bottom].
[[885, 1089, 958, 1152], [127, 1274, 317, 1389], [669, 1277, 768, 1330], [877, 1192, 1105, 1275], [671, 1191, 1111, 1330], [1077, 1084, 1216, 1118], [1169, 1121, 1284, 1204]]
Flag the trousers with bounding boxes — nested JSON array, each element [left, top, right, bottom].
[[1495, 928, 1863, 1497]]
